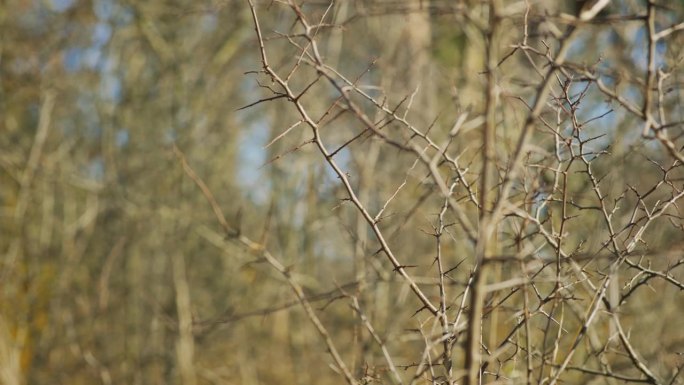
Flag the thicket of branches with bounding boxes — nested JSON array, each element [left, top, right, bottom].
[[1, 0, 683, 384]]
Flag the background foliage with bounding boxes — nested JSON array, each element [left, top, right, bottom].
[[1, 0, 683, 384]]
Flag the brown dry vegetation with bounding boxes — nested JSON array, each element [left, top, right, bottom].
[[1, 1, 684, 384]]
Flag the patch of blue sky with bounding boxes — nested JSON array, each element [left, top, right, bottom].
[[201, 13, 218, 33], [237, 120, 270, 204], [116, 129, 129, 147], [289, 197, 308, 228], [63, 47, 82, 72], [572, 86, 612, 123], [50, 0, 75, 13], [99, 74, 122, 103], [630, 27, 648, 71], [312, 232, 344, 261], [92, 22, 112, 47], [629, 26, 667, 69], [596, 59, 617, 87], [656, 39, 667, 68], [101, 55, 118, 73], [86, 156, 105, 182], [112, 5, 134, 26], [567, 32, 591, 60], [164, 130, 177, 144], [235, 134, 264, 174], [530, 191, 549, 220], [326, 145, 350, 179], [596, 29, 616, 63], [81, 47, 103, 70], [76, 94, 98, 119], [87, 124, 103, 140], [94, 0, 115, 21], [643, 135, 664, 153], [623, 84, 644, 107], [609, 109, 644, 146]]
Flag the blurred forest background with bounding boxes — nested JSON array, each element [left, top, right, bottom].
[[1, 0, 684, 384]]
